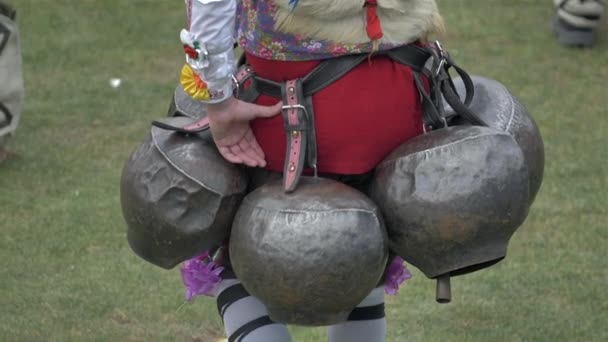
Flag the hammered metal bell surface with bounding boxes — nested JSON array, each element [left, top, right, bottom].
[[445, 76, 544, 204], [371, 126, 529, 279], [120, 117, 248, 269], [230, 177, 388, 326]]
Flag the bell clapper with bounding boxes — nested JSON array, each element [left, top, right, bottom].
[[436, 274, 451, 304]]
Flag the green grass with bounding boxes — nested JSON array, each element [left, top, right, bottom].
[[1, 0, 606, 341]]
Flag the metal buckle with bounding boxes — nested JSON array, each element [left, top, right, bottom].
[[434, 41, 446, 57], [212, 245, 225, 264], [281, 104, 309, 117], [434, 41, 447, 76], [312, 163, 318, 178], [422, 116, 448, 133], [231, 74, 240, 98]]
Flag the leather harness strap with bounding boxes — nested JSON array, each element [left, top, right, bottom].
[[150, 115, 210, 133], [153, 43, 484, 192], [281, 79, 309, 192], [233, 65, 258, 103]]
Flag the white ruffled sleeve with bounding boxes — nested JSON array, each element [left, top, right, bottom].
[[181, 0, 236, 103]]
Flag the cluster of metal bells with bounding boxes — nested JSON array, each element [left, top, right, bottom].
[[119, 76, 544, 325]]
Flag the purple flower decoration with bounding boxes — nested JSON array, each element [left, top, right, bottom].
[[180, 252, 224, 301], [384, 256, 412, 295]]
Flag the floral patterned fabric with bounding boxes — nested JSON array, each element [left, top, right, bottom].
[[236, 0, 401, 61]]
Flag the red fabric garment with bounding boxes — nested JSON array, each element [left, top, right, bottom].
[[247, 52, 424, 175]]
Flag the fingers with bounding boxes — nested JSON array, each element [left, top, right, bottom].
[[236, 130, 267, 167], [231, 144, 263, 168], [219, 145, 259, 167], [218, 146, 244, 164], [259, 101, 283, 118], [238, 138, 266, 168], [244, 129, 266, 161], [240, 101, 283, 120], [209, 100, 275, 167], [219, 134, 267, 168]]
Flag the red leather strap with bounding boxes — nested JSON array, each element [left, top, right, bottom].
[[182, 116, 210, 131], [151, 115, 210, 133], [234, 65, 253, 82], [282, 79, 307, 192], [234, 64, 261, 103]]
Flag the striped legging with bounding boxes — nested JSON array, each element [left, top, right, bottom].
[[215, 279, 387, 342]]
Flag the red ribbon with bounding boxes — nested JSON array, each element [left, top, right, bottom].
[[364, 0, 383, 41], [183, 45, 199, 59]]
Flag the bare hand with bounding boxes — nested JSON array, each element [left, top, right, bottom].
[[207, 97, 282, 167]]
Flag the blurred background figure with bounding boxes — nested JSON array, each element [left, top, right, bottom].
[[0, 1, 23, 163], [552, 0, 606, 47]]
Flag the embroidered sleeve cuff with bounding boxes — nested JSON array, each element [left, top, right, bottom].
[[180, 63, 234, 103], [205, 79, 233, 103]]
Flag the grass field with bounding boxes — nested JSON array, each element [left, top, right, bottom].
[[1, 1, 606, 341]]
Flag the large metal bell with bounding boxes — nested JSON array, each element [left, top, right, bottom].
[[445, 76, 545, 204], [230, 177, 388, 326], [120, 116, 248, 269], [370, 126, 529, 299]]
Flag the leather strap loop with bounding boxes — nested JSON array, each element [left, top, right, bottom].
[[233, 64, 260, 103], [439, 61, 486, 127], [281, 79, 308, 192], [151, 115, 210, 133]]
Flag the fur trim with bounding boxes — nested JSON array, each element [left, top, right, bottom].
[[274, 0, 444, 45]]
